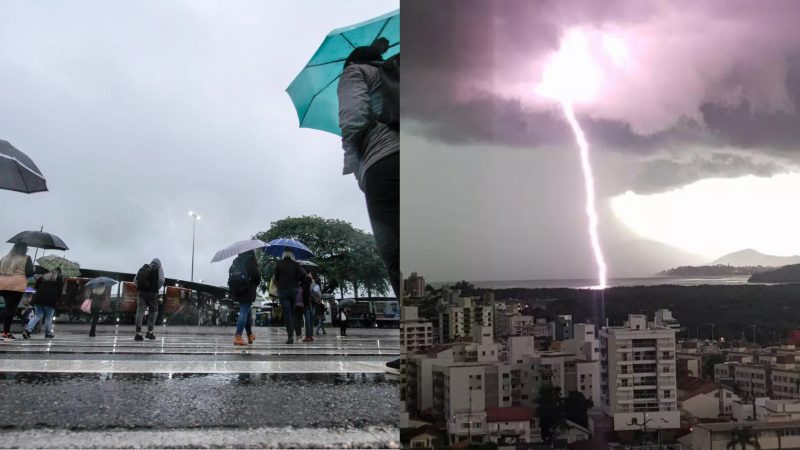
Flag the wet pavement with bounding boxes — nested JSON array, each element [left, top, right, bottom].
[[0, 324, 400, 448]]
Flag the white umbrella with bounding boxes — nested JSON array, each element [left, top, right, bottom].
[[211, 239, 267, 263]]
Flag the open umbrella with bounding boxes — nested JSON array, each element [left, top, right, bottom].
[[286, 9, 399, 135], [85, 277, 117, 289], [298, 260, 320, 272], [211, 239, 267, 263], [338, 298, 356, 307], [0, 140, 48, 194], [265, 238, 314, 260], [36, 255, 80, 277], [7, 230, 68, 250]]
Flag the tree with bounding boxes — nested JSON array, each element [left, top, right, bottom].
[[703, 354, 727, 380], [538, 386, 564, 442], [253, 216, 389, 297], [563, 391, 593, 428], [727, 427, 761, 450]]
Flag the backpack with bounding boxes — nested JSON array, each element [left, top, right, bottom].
[[310, 283, 322, 304], [136, 264, 152, 291], [228, 264, 249, 296], [371, 55, 399, 131]]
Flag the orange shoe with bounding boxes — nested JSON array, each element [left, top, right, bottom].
[[233, 335, 246, 346], [248, 334, 256, 344]]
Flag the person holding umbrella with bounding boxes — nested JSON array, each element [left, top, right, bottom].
[[87, 285, 106, 337], [228, 250, 261, 346], [272, 248, 306, 344], [0, 243, 34, 340], [337, 38, 400, 297], [22, 267, 63, 339]]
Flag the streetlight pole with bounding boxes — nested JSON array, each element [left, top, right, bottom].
[[752, 324, 757, 345], [711, 323, 715, 342], [189, 211, 201, 282]]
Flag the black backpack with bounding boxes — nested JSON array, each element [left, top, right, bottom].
[[372, 54, 399, 131], [136, 264, 152, 291], [228, 264, 249, 296]]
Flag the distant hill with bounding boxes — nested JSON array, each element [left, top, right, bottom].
[[606, 240, 706, 277], [657, 265, 769, 277], [712, 249, 800, 267], [749, 264, 800, 283]]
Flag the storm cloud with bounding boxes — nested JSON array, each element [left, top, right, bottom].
[[403, 0, 800, 192]]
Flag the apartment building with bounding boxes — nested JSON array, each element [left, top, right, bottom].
[[600, 314, 680, 432], [401, 306, 434, 399], [693, 421, 800, 450], [439, 295, 495, 343]]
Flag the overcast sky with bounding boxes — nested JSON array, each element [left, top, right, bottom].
[[401, 0, 800, 282], [0, 0, 397, 286]]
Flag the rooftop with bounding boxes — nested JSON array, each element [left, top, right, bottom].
[[698, 420, 800, 432], [486, 406, 535, 423]]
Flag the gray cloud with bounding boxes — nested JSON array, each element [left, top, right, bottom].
[[0, 0, 396, 285]]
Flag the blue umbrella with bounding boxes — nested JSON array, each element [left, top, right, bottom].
[[85, 277, 117, 288], [286, 9, 399, 136], [265, 238, 314, 260]]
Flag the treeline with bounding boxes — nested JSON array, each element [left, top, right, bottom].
[[656, 264, 769, 276], [492, 284, 800, 345], [749, 264, 800, 283]]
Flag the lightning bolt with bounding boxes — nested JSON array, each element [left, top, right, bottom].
[[561, 101, 607, 289]]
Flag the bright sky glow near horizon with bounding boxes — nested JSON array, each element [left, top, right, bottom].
[[612, 173, 800, 258]]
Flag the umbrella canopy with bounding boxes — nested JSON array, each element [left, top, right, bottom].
[[211, 239, 267, 263], [338, 298, 356, 307], [264, 238, 314, 260], [298, 260, 320, 273], [85, 277, 117, 289], [7, 230, 68, 250], [36, 255, 81, 277], [0, 140, 48, 194], [286, 9, 399, 135]]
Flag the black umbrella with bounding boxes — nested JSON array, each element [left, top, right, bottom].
[[0, 140, 47, 194], [7, 231, 68, 250]]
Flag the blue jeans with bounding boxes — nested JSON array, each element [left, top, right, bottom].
[[316, 310, 326, 334], [235, 303, 253, 335], [304, 307, 315, 338], [27, 305, 55, 336], [277, 288, 297, 341]]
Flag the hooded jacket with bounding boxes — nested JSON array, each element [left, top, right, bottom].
[[274, 257, 305, 290], [134, 258, 165, 294], [32, 275, 64, 308], [230, 252, 261, 304], [337, 62, 399, 191]]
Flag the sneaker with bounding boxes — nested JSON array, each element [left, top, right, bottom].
[[302, 336, 311, 343], [22, 330, 30, 340], [3, 333, 15, 340], [145, 332, 156, 340], [134, 334, 144, 341], [45, 334, 54, 339], [89, 333, 96, 337], [285, 338, 293, 344]]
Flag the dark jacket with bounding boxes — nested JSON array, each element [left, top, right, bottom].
[[230, 253, 261, 304], [274, 257, 305, 290], [301, 276, 311, 306], [32, 275, 64, 308]]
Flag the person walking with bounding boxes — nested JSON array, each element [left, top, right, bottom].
[[134, 258, 164, 341], [0, 244, 34, 340], [228, 250, 261, 346], [299, 272, 314, 342], [273, 249, 305, 344], [313, 276, 326, 336], [337, 38, 400, 297], [22, 268, 63, 339], [338, 305, 349, 337], [88, 285, 105, 337]]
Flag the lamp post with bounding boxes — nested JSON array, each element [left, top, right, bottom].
[[188, 211, 201, 282]]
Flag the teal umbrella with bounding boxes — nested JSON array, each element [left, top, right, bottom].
[[286, 9, 399, 136]]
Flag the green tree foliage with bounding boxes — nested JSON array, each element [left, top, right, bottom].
[[253, 216, 389, 297], [727, 427, 761, 450]]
